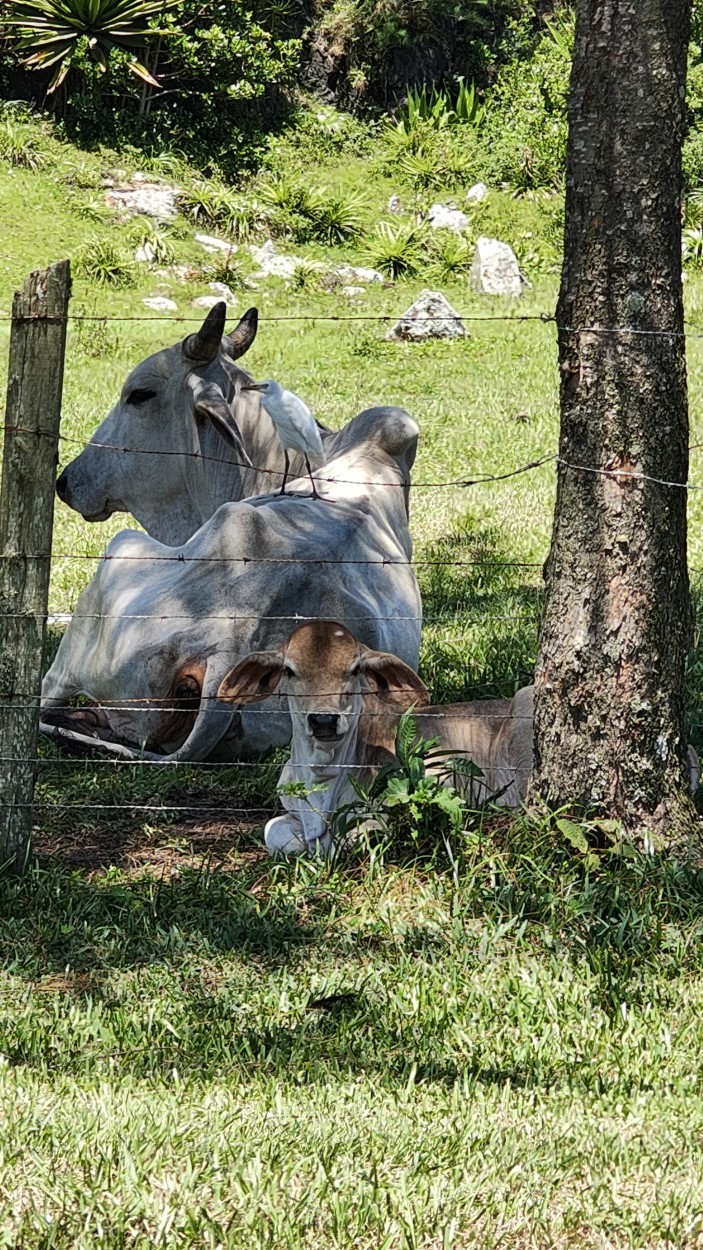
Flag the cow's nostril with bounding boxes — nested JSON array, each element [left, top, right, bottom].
[[308, 712, 341, 740], [56, 472, 69, 502]]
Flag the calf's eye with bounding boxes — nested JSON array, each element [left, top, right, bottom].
[[126, 388, 157, 406]]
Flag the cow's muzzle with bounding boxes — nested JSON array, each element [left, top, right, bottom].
[[56, 471, 70, 503], [308, 712, 343, 743]]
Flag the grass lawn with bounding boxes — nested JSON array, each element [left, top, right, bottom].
[[2, 115, 703, 1247]]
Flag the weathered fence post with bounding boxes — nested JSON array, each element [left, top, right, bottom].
[[0, 261, 70, 872]]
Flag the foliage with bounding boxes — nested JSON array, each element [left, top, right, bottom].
[[3, 0, 174, 92], [394, 78, 484, 136], [314, 0, 538, 106], [260, 176, 366, 245], [475, 12, 572, 192], [429, 231, 473, 281], [132, 221, 175, 265], [0, 115, 45, 168], [76, 234, 136, 285], [683, 225, 703, 270], [178, 182, 261, 241], [365, 219, 425, 277], [336, 713, 471, 861]]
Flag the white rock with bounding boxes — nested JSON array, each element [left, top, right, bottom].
[[466, 182, 489, 203], [470, 236, 522, 297], [196, 233, 237, 254], [208, 281, 238, 306], [428, 203, 470, 233], [386, 289, 467, 341], [192, 295, 225, 309], [249, 239, 301, 279], [142, 296, 178, 312], [340, 285, 365, 297], [105, 182, 178, 220], [388, 195, 402, 214], [334, 264, 384, 285], [135, 245, 153, 264]]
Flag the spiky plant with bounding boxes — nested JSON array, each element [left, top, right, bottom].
[[365, 221, 425, 280], [4, 0, 176, 92], [77, 236, 136, 286], [0, 117, 45, 169], [306, 191, 367, 246], [430, 234, 473, 282]]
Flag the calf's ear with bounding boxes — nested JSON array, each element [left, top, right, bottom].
[[358, 651, 429, 712], [217, 652, 284, 704]]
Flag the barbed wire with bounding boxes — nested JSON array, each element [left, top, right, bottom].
[[1, 308, 703, 337]]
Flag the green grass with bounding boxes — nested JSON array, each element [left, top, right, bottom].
[[3, 111, 703, 1246]]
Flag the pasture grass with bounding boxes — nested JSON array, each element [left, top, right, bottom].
[[2, 114, 703, 1246]]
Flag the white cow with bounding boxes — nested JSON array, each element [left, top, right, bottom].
[[217, 620, 535, 858], [42, 407, 421, 761], [56, 303, 334, 545]]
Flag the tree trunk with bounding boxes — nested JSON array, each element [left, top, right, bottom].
[[532, 0, 695, 841]]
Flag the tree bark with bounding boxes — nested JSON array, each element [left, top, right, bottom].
[[532, 0, 695, 840]]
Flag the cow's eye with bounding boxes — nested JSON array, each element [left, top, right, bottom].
[[126, 388, 157, 406]]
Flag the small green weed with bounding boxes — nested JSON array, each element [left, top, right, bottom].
[[76, 236, 136, 287], [0, 117, 45, 170]]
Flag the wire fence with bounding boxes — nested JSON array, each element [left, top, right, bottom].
[[0, 284, 699, 855]]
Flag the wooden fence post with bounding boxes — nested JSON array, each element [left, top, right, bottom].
[[0, 261, 70, 872]]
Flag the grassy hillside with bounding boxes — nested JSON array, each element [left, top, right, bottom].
[[3, 112, 703, 1248]]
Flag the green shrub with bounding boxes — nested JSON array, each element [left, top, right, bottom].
[[366, 220, 426, 279], [0, 116, 45, 169], [132, 223, 176, 266], [429, 232, 473, 281], [476, 13, 572, 193], [77, 237, 136, 286]]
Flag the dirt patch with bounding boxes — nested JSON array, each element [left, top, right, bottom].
[[34, 816, 267, 878]]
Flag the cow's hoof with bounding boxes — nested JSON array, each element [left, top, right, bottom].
[[264, 817, 308, 857]]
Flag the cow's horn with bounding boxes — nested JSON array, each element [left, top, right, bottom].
[[183, 302, 227, 363], [227, 306, 258, 361]]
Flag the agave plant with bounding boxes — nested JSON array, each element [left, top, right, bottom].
[[4, 0, 175, 93], [366, 220, 425, 280], [306, 190, 367, 246]]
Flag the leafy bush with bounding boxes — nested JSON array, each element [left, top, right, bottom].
[[366, 220, 425, 278], [4, 0, 173, 93], [0, 116, 45, 169], [430, 232, 473, 281], [178, 183, 260, 241], [259, 177, 366, 245], [306, 190, 367, 245], [683, 226, 703, 269], [77, 236, 136, 286], [334, 713, 470, 864], [476, 13, 572, 193], [132, 223, 175, 265]]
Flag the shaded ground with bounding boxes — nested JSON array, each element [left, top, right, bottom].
[[34, 813, 268, 877]]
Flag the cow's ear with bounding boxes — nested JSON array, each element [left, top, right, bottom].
[[226, 307, 258, 360], [217, 652, 284, 704], [194, 384, 253, 467], [357, 651, 429, 712]]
